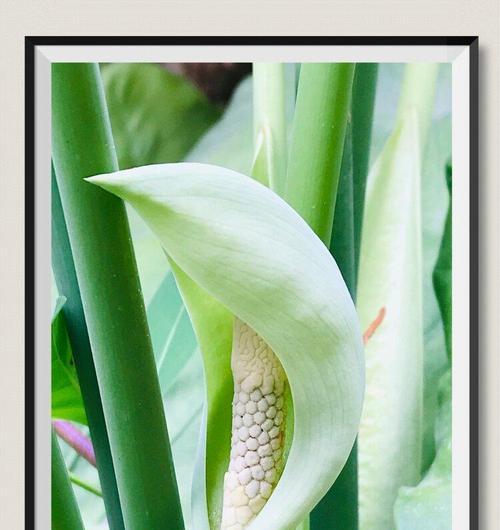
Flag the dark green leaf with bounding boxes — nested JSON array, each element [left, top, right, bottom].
[[433, 163, 452, 361], [51, 298, 87, 425], [102, 63, 221, 169]]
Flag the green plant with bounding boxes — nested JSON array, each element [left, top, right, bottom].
[[51, 61, 452, 530]]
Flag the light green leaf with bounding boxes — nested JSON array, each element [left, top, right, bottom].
[[147, 270, 199, 389], [102, 63, 221, 170], [357, 64, 439, 530], [88, 162, 364, 530], [394, 370, 451, 530], [357, 113, 424, 530], [52, 297, 87, 425], [144, 270, 203, 527]]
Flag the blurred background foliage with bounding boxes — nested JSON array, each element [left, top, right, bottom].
[[53, 62, 451, 530]]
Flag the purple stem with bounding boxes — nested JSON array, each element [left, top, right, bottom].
[[53, 420, 96, 467]]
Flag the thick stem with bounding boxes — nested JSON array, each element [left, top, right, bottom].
[[52, 63, 184, 530], [285, 63, 355, 245], [312, 63, 379, 530], [352, 64, 379, 276], [52, 168, 124, 529]]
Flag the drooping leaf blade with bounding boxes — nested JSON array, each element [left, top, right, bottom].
[[88, 162, 365, 530]]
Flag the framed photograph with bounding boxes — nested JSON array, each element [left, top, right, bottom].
[[26, 37, 477, 530]]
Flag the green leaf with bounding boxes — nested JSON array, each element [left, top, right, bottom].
[[142, 270, 203, 527], [421, 111, 452, 470], [147, 271, 199, 388], [88, 162, 365, 530], [102, 63, 221, 169], [51, 297, 87, 425], [432, 163, 452, 361], [394, 369, 451, 530]]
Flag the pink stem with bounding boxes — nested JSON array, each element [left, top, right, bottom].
[[53, 420, 96, 467]]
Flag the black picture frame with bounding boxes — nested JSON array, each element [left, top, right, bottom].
[[25, 36, 478, 530]]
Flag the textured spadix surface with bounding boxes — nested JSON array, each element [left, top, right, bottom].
[[221, 319, 288, 529], [88, 163, 364, 530]]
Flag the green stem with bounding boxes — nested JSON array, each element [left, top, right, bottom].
[[285, 63, 355, 530], [52, 429, 85, 530], [52, 63, 184, 530], [52, 167, 124, 530], [252, 63, 288, 194], [330, 121, 356, 295], [285, 63, 355, 245], [312, 64, 378, 530], [352, 64, 379, 276], [70, 473, 103, 498]]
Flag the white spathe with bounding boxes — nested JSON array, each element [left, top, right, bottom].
[[88, 162, 364, 530]]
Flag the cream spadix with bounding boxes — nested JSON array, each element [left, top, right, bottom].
[[87, 163, 364, 530]]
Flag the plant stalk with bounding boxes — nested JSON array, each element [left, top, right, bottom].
[[396, 63, 439, 155], [352, 64, 379, 276], [52, 429, 85, 530], [52, 168, 124, 529], [70, 473, 103, 497], [285, 63, 355, 245], [285, 63, 356, 530], [311, 64, 378, 530], [52, 63, 184, 530], [253, 63, 288, 194]]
